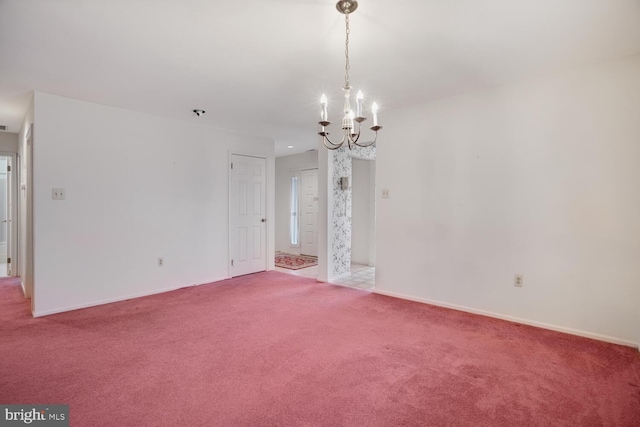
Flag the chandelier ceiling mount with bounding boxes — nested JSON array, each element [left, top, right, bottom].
[[336, 0, 358, 14]]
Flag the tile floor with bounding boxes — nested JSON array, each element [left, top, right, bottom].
[[274, 262, 375, 290], [330, 264, 375, 290]]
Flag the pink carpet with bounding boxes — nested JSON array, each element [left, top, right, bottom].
[[1, 273, 639, 426]]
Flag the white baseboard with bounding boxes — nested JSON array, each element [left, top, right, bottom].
[[373, 289, 638, 349]]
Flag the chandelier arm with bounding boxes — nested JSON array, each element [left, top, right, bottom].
[[323, 139, 342, 150], [349, 122, 361, 145], [352, 130, 378, 148], [321, 132, 347, 150]]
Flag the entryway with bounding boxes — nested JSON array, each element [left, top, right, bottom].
[[329, 157, 376, 290], [275, 167, 318, 279], [0, 154, 15, 278]]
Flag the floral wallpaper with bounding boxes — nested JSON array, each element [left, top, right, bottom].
[[331, 144, 376, 278]]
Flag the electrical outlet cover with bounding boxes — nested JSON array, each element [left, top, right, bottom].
[[514, 274, 523, 287], [52, 188, 65, 200]]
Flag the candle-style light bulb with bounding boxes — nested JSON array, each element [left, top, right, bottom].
[[372, 102, 379, 127], [356, 90, 364, 117], [320, 94, 328, 121], [348, 110, 355, 135]]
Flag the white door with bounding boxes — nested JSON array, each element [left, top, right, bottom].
[[300, 169, 318, 257], [0, 157, 8, 277], [230, 154, 267, 277]]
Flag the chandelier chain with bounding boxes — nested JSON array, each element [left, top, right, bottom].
[[344, 12, 350, 88]]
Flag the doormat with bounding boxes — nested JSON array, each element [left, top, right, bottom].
[[275, 252, 318, 270]]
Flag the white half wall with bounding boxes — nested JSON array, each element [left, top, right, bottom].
[[32, 92, 275, 316], [275, 151, 318, 254], [376, 55, 640, 346]]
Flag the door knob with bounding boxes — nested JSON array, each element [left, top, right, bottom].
[[261, 218, 266, 222]]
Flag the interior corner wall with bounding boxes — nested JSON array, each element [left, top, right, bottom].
[[275, 151, 318, 254], [31, 91, 275, 316], [375, 55, 640, 346], [0, 132, 19, 152]]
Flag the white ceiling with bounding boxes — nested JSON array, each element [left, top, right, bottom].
[[1, 0, 639, 156]]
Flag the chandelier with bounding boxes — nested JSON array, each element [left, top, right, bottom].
[[318, 1, 382, 150]]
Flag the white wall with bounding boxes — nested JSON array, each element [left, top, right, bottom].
[[275, 151, 317, 254], [368, 161, 376, 266], [376, 55, 640, 346], [0, 132, 19, 152], [351, 158, 372, 265], [32, 92, 275, 316]]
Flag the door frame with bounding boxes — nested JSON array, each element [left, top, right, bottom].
[[350, 157, 376, 267], [0, 151, 18, 277], [288, 169, 301, 253], [299, 168, 319, 257], [23, 124, 34, 299], [228, 151, 270, 278]]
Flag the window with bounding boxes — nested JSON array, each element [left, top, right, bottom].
[[290, 176, 300, 246]]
